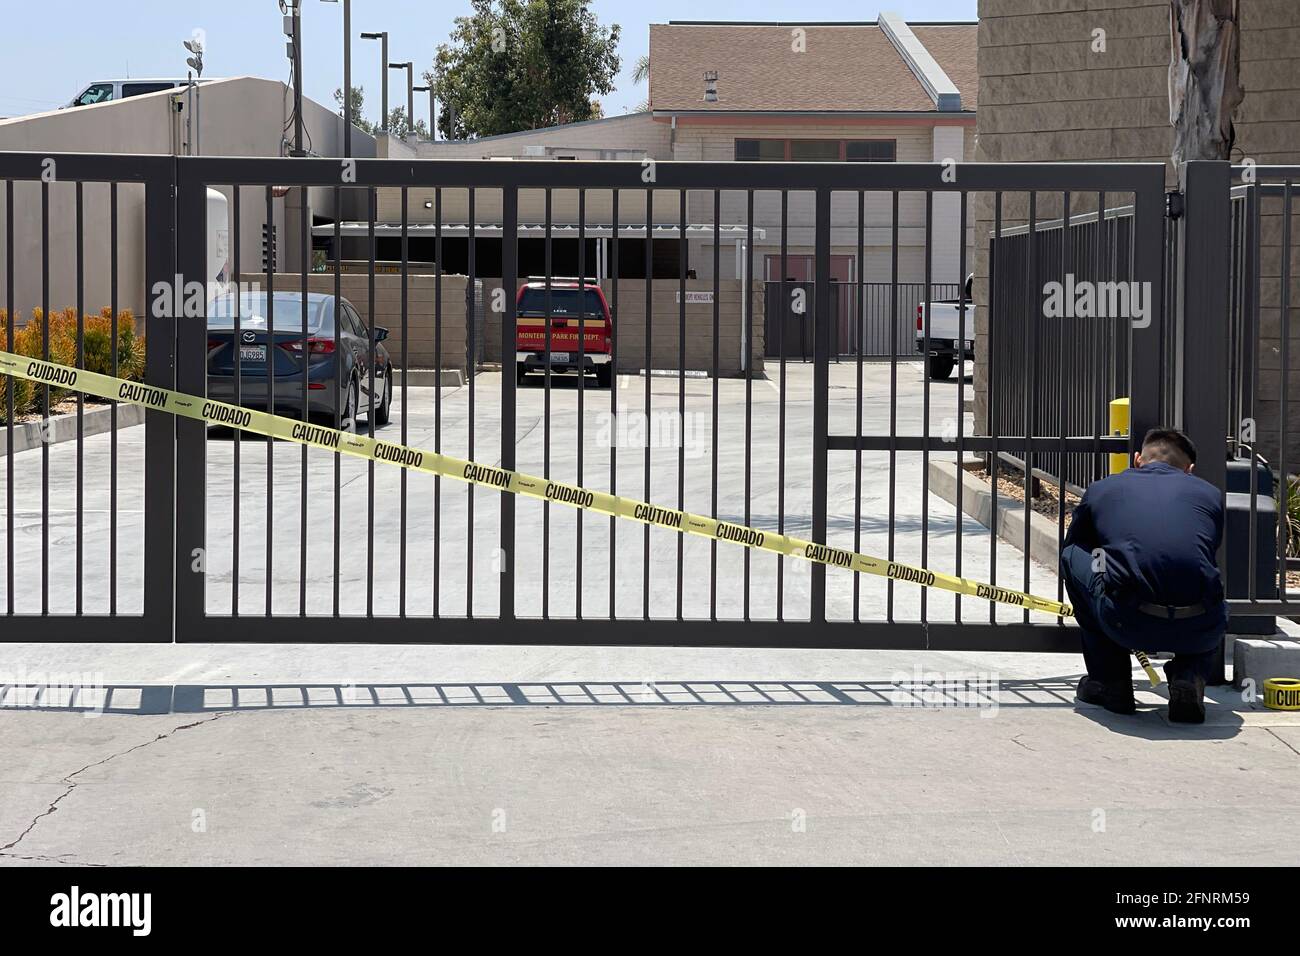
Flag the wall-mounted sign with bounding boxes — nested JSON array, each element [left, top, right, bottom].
[[675, 291, 714, 304]]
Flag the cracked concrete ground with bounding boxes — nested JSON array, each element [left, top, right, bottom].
[[2, 361, 1297, 864], [2, 643, 1299, 866]]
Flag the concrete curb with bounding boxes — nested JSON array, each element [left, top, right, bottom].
[[394, 368, 465, 387], [0, 402, 146, 455], [1233, 619, 1300, 690], [928, 458, 1062, 569]]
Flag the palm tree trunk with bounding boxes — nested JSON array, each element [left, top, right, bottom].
[[1168, 0, 1244, 163]]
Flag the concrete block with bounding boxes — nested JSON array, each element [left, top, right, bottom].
[[928, 459, 1061, 569], [1233, 636, 1300, 691], [394, 368, 465, 388], [0, 402, 145, 455]]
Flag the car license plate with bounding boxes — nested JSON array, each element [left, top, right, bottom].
[[549, 352, 570, 363], [240, 345, 266, 363]]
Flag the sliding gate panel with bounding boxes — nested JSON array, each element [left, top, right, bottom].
[[170, 158, 1168, 648], [0, 152, 174, 643], [818, 164, 1168, 650]]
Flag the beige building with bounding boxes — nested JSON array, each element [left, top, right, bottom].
[[972, 0, 1300, 461], [0, 77, 375, 325], [331, 14, 978, 359]]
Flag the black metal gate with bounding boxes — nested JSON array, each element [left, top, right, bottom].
[[3, 153, 1259, 647]]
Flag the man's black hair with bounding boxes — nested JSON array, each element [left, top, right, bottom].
[[1140, 427, 1197, 466]]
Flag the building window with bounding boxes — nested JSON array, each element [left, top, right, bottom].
[[790, 139, 841, 162], [734, 138, 897, 162], [734, 139, 786, 162], [846, 140, 896, 162]]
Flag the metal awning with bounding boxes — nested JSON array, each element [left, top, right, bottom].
[[313, 222, 766, 240]]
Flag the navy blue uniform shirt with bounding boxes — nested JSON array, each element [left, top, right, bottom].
[[1063, 461, 1224, 607]]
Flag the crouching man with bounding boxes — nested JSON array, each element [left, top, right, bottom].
[[1059, 427, 1228, 723]]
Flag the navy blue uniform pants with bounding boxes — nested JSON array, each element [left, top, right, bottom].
[[1059, 544, 1223, 685]]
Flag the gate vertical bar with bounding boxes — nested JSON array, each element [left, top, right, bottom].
[[144, 159, 178, 639], [1176, 160, 1231, 675], [811, 188, 831, 623], [4, 180, 12, 618], [1175, 162, 1227, 492], [174, 164, 208, 635], [1131, 165, 1170, 452], [500, 186, 518, 621]]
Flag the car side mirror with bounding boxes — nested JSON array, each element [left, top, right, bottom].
[[373, 327, 390, 342]]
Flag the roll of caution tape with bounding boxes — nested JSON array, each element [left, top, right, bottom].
[[0, 349, 1077, 618], [1264, 677, 1300, 711]]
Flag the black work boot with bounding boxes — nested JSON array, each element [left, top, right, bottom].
[[1076, 676, 1137, 715], [1167, 676, 1207, 724]]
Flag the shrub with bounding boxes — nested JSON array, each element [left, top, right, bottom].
[[0, 308, 145, 424], [1281, 473, 1300, 559], [0, 310, 34, 419]]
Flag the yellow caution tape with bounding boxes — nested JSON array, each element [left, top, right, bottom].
[[1, 349, 1079, 618], [1264, 677, 1300, 711], [1133, 650, 1162, 688]]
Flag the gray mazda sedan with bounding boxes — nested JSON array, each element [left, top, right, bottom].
[[207, 291, 394, 428]]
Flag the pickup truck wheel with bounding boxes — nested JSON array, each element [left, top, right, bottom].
[[927, 356, 955, 380], [595, 364, 613, 389], [516, 364, 529, 387]]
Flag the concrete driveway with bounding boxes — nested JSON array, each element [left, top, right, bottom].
[[1, 641, 1298, 866], [11, 360, 1284, 867], [0, 358, 1057, 622]]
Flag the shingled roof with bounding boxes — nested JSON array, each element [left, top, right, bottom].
[[647, 21, 977, 114]]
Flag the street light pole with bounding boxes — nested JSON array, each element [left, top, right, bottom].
[[413, 85, 435, 141], [321, 0, 352, 157], [390, 62, 413, 139], [280, 0, 305, 155], [183, 37, 203, 154], [361, 31, 389, 132], [293, 12, 304, 154]]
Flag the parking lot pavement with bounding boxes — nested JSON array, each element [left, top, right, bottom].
[[0, 641, 1297, 866], [0, 358, 1057, 622]]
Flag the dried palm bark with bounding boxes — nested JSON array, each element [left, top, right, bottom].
[[1168, 0, 1244, 163]]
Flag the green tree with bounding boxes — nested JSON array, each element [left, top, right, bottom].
[[426, 0, 621, 139], [334, 86, 376, 135], [631, 53, 649, 113], [384, 107, 430, 141], [334, 87, 429, 140]]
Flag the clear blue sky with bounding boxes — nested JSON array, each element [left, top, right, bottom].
[[0, 0, 977, 123]]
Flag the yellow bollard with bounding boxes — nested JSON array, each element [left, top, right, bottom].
[[1108, 397, 1130, 475]]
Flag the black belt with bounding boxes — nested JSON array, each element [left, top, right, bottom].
[[1137, 601, 1206, 620]]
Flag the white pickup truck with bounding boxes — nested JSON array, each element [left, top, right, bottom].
[[916, 273, 975, 380]]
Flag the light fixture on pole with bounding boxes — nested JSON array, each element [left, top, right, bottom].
[[183, 37, 204, 154], [389, 61, 413, 140], [360, 31, 389, 132], [320, 0, 352, 158]]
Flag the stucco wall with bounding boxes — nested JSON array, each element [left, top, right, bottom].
[[481, 278, 764, 377], [0, 77, 375, 329], [245, 272, 473, 373]]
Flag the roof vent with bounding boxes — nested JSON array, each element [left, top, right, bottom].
[[703, 70, 718, 103]]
